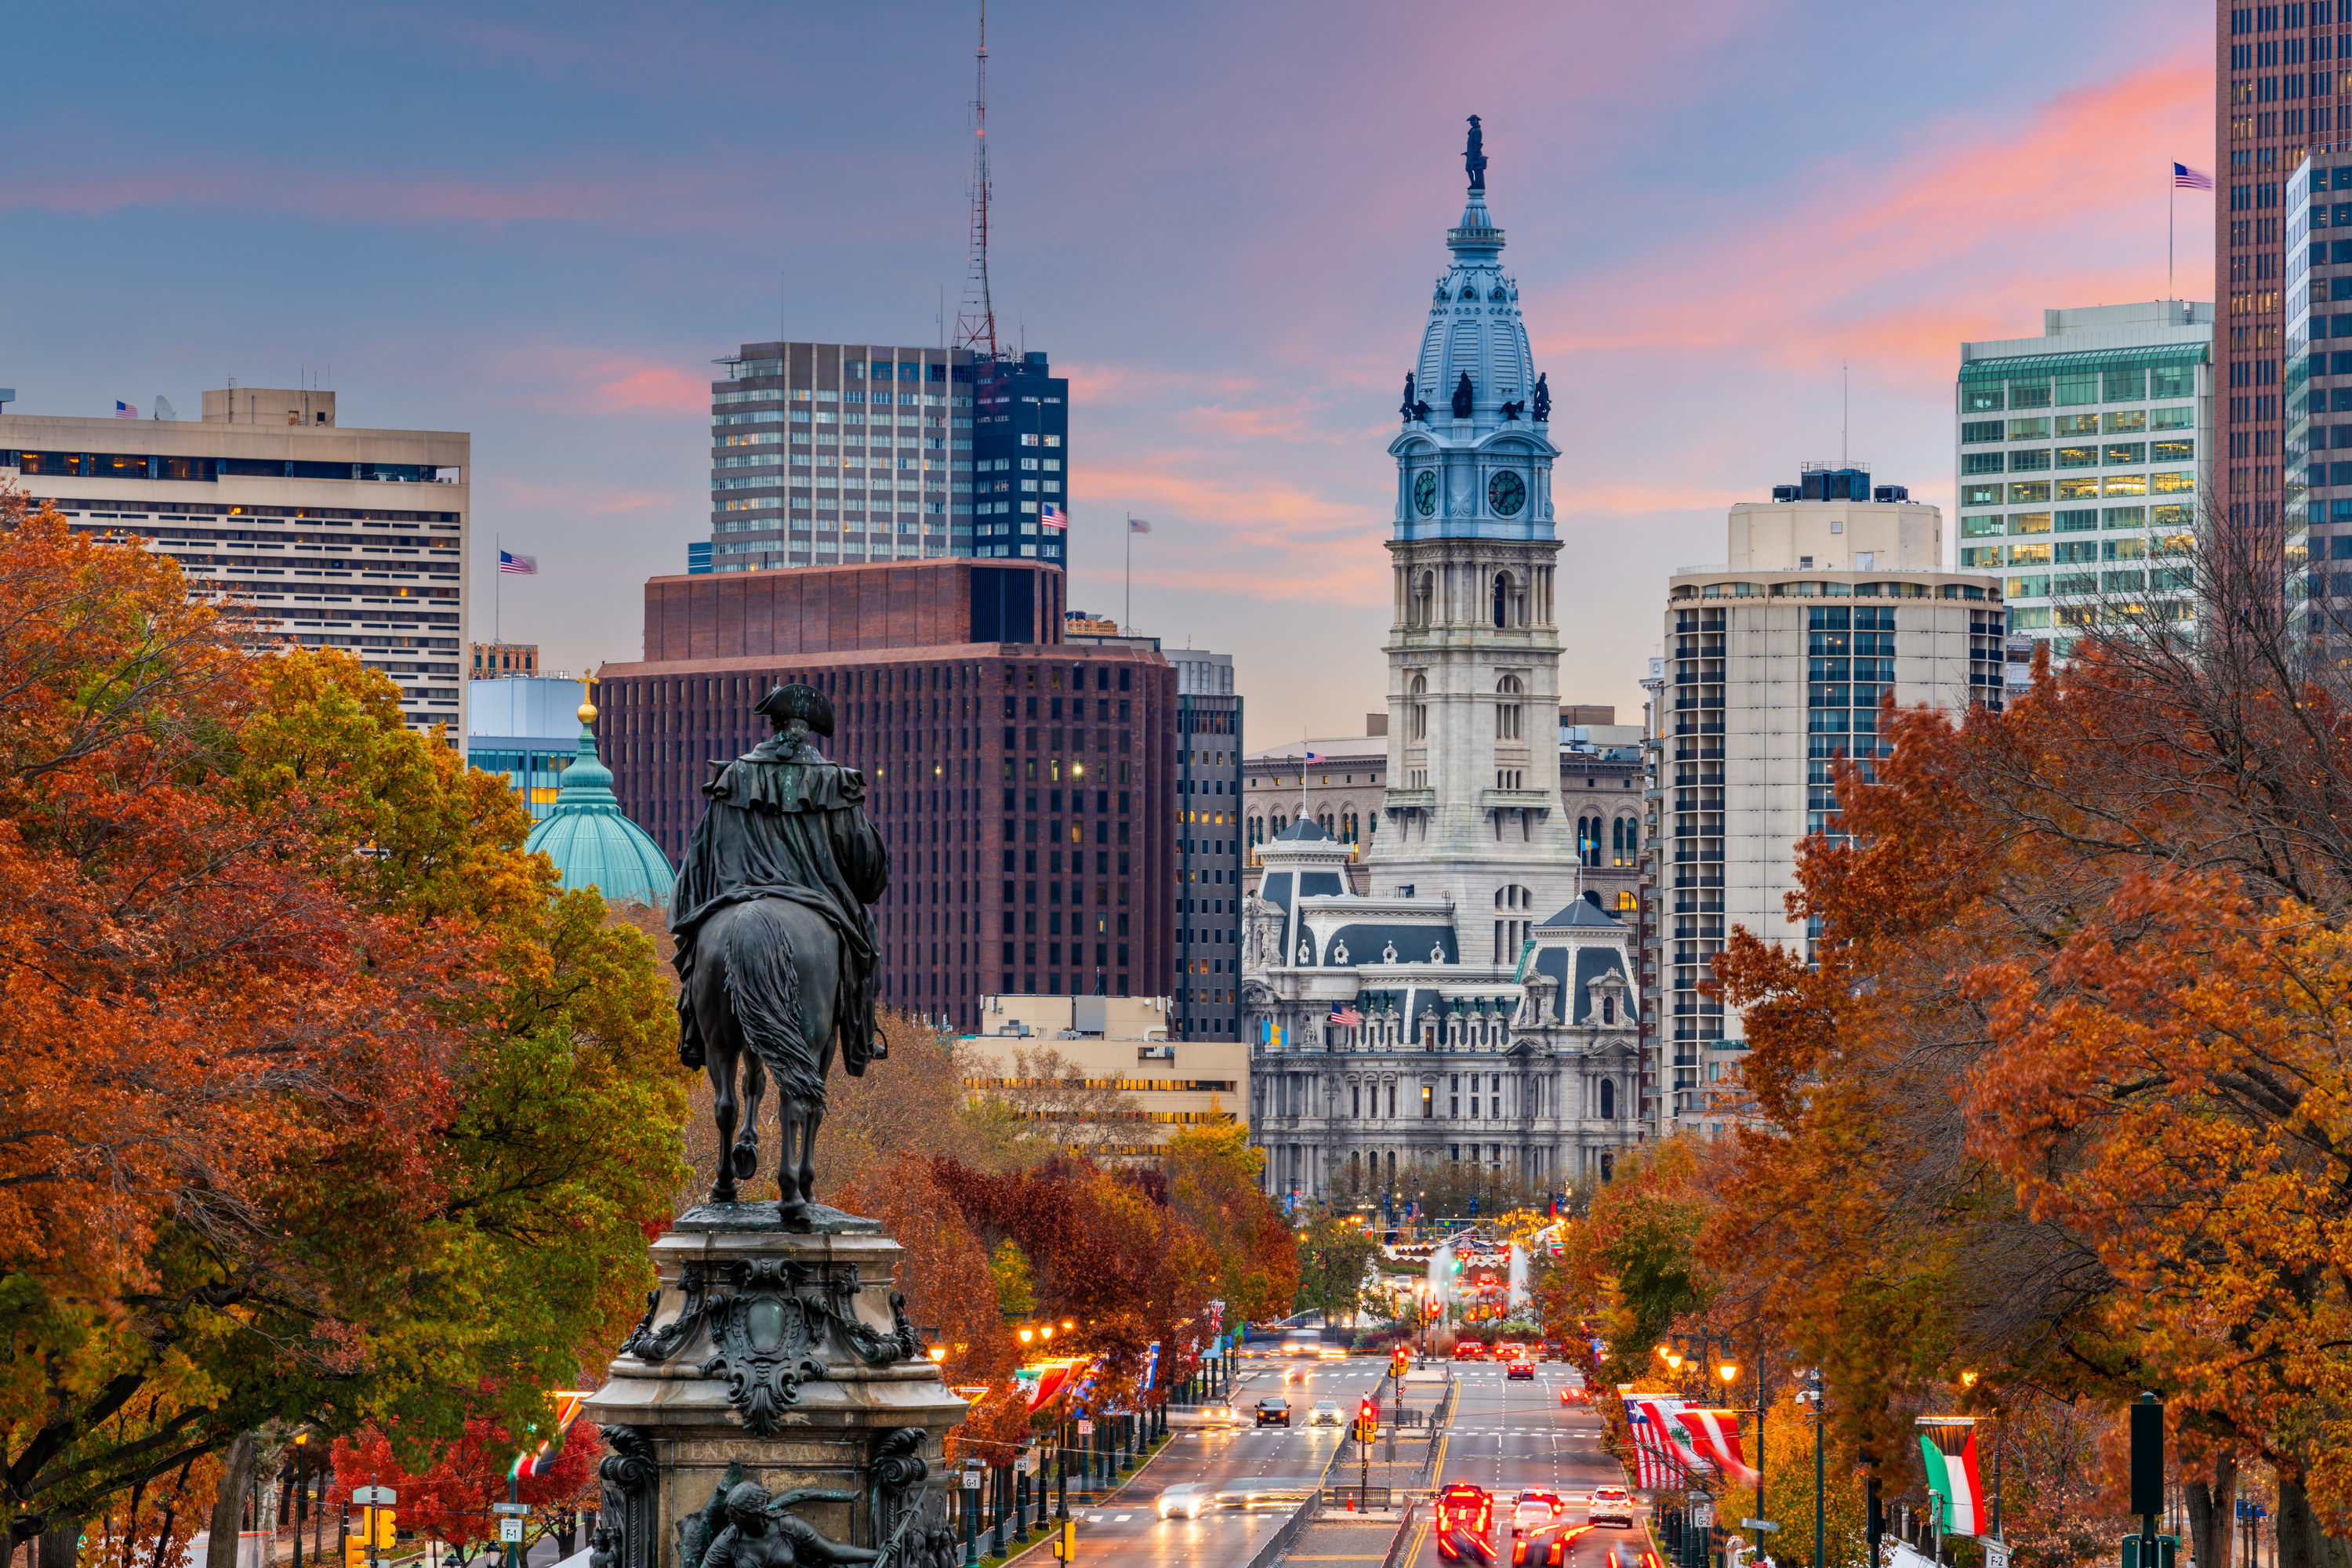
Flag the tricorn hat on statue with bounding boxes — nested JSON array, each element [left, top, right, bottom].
[[753, 681, 835, 737]]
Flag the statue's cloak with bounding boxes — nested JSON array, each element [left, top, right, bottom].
[[670, 736, 889, 1076]]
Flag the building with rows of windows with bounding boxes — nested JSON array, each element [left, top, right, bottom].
[[1639, 477, 2006, 1138], [1240, 130, 1646, 1206], [2215, 1, 2337, 548], [596, 559, 1174, 1030], [1955, 303, 2213, 654], [703, 341, 1070, 572], [0, 386, 466, 731]]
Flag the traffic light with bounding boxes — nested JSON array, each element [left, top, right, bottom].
[[1050, 1521, 1077, 1562], [1357, 1397, 1379, 1442], [1392, 1345, 1410, 1378], [372, 1512, 397, 1549]]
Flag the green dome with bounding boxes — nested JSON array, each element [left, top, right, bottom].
[[525, 722, 674, 908]]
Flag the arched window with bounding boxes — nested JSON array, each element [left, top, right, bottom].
[[1496, 673, 1523, 741], [1494, 573, 1510, 628], [1409, 674, 1428, 741], [1316, 810, 1335, 835], [1248, 815, 1263, 845], [1599, 1151, 1615, 1181], [1577, 815, 1602, 867], [1599, 1080, 1617, 1120]]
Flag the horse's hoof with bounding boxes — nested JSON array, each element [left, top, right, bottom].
[[710, 1185, 739, 1207], [731, 1139, 759, 1180]]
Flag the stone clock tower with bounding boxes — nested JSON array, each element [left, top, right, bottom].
[[1367, 118, 1581, 960]]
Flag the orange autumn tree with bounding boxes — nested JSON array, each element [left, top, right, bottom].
[[1710, 540, 2352, 1568], [0, 492, 687, 1565]]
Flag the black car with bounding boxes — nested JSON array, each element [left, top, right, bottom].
[[1254, 1398, 1291, 1427]]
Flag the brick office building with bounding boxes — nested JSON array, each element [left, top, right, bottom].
[[597, 560, 1175, 1029]]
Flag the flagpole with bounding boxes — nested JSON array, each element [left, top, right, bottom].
[[1125, 513, 1132, 632], [495, 531, 501, 645], [2169, 166, 2176, 306]]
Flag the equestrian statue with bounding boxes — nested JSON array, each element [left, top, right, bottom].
[[670, 683, 889, 1219]]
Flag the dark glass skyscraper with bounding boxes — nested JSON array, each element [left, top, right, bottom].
[[965, 351, 1069, 565]]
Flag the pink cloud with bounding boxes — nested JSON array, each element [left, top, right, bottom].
[[0, 166, 637, 227], [474, 346, 710, 416], [1530, 52, 2216, 385], [487, 475, 672, 517]]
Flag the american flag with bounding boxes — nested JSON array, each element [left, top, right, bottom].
[[114, 401, 136, 419], [1128, 516, 1152, 534], [1040, 502, 1067, 529], [499, 550, 537, 575], [1330, 1006, 1363, 1027], [2174, 162, 2214, 191]]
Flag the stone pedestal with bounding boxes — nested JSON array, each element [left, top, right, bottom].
[[583, 1203, 968, 1568]]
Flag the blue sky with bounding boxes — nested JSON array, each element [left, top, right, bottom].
[[1, 0, 2212, 740]]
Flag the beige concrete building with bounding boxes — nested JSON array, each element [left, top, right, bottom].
[[1243, 727, 1388, 897], [0, 387, 467, 731], [963, 993, 1248, 1158], [1243, 710, 1647, 924], [1643, 468, 2005, 1138]]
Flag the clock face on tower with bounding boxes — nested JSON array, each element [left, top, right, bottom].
[[1413, 470, 1439, 517], [1488, 470, 1527, 517]]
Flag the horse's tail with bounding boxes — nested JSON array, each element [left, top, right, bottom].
[[718, 903, 822, 1106]]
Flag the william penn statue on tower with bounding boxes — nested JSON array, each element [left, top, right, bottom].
[[1465, 114, 1487, 191]]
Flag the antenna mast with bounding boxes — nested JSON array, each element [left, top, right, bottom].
[[952, 0, 999, 359]]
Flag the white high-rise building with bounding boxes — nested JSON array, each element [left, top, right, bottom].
[[1639, 474, 2004, 1138], [0, 387, 467, 731], [1241, 123, 1643, 1207]]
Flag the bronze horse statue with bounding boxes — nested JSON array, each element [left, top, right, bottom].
[[669, 684, 888, 1220]]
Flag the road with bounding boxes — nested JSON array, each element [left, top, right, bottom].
[[1403, 1358, 1649, 1568], [1061, 1355, 1646, 1568], [1062, 1357, 1386, 1568]]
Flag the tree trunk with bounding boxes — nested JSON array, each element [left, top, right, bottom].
[[207, 1434, 259, 1568], [2187, 1457, 2238, 1568], [2274, 1475, 2352, 1568], [38, 1518, 82, 1568]]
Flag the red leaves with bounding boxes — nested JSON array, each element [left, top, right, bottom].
[[329, 1414, 599, 1554]]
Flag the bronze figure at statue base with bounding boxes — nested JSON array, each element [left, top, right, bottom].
[[583, 1203, 970, 1568]]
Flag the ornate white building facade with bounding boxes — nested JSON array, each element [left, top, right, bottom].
[[1243, 123, 1644, 1205]]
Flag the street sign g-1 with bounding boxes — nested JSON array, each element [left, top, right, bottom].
[[961, 1472, 982, 1490]]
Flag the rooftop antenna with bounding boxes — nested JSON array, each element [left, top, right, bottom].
[[951, 0, 998, 360]]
